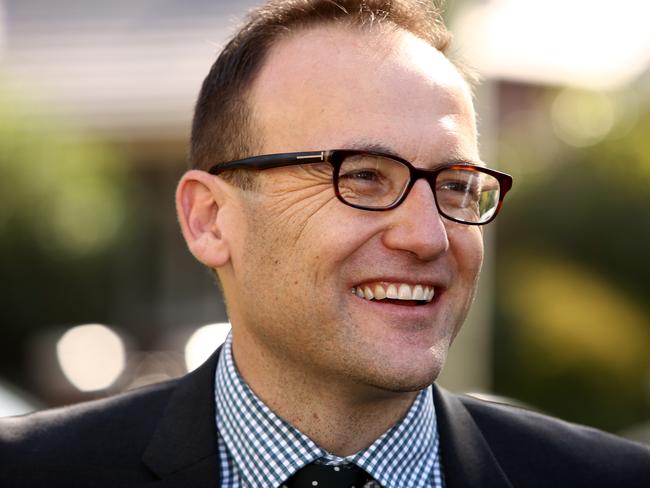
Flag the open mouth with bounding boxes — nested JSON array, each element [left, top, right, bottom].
[[351, 283, 435, 306]]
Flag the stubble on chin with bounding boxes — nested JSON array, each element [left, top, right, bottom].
[[333, 342, 449, 397]]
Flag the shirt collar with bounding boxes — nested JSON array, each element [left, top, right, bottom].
[[215, 333, 440, 488]]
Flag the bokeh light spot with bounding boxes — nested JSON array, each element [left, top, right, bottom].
[[56, 324, 126, 391], [551, 89, 616, 147], [184, 322, 231, 372]]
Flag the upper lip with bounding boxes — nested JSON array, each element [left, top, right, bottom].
[[350, 276, 448, 290]]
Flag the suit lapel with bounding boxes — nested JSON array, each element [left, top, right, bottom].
[[140, 349, 513, 487], [432, 385, 513, 488], [142, 347, 223, 488]]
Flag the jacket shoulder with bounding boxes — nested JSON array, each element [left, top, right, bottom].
[[0, 378, 179, 484], [457, 392, 650, 486]]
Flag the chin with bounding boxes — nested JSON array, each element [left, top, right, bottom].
[[363, 352, 446, 394], [375, 376, 438, 394]]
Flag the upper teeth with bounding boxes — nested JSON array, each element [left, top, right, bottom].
[[351, 283, 435, 302]]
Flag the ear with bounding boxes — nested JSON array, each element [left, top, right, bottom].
[[175, 170, 236, 269]]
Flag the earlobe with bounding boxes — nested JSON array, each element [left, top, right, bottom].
[[176, 170, 232, 269]]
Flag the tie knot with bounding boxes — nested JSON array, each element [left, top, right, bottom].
[[283, 462, 379, 488]]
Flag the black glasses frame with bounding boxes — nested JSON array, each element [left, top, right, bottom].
[[208, 149, 513, 225]]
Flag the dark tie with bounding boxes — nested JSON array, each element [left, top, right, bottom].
[[283, 462, 380, 488]]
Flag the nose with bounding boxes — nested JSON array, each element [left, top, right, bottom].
[[381, 178, 449, 260]]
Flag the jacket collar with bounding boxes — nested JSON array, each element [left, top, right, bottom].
[[141, 346, 512, 487], [432, 385, 513, 488], [142, 346, 223, 487]]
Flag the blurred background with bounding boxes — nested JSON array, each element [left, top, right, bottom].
[[0, 0, 648, 443]]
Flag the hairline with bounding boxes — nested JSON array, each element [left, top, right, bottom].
[[236, 18, 473, 161], [190, 1, 473, 181]]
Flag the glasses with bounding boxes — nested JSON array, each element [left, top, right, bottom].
[[208, 150, 513, 225]]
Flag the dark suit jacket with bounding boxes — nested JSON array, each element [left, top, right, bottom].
[[1, 347, 649, 487]]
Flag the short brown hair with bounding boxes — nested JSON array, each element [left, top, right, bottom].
[[189, 0, 456, 185]]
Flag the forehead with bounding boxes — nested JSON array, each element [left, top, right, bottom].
[[249, 23, 477, 162]]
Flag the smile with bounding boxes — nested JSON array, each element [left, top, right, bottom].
[[351, 283, 435, 303]]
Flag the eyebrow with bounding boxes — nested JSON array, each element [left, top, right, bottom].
[[343, 140, 401, 158], [340, 140, 484, 167]]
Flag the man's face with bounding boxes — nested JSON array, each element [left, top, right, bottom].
[[224, 24, 483, 394]]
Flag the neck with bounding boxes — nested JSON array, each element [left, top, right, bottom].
[[231, 330, 419, 456]]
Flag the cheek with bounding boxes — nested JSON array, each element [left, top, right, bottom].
[[242, 203, 338, 289], [281, 204, 378, 271], [448, 226, 484, 281]]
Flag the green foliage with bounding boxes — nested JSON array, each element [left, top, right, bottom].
[[494, 100, 650, 432], [0, 95, 131, 258], [0, 89, 133, 384]]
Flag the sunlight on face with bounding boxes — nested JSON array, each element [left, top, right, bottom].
[[223, 25, 483, 394]]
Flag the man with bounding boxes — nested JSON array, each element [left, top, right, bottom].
[[1, 0, 649, 487]]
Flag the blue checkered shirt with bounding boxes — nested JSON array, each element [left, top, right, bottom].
[[214, 334, 444, 487]]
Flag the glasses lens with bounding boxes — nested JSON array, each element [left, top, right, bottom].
[[337, 154, 410, 208], [435, 168, 501, 224]]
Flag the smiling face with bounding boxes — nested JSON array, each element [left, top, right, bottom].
[[221, 24, 483, 395]]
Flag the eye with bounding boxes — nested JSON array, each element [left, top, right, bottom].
[[336, 154, 410, 207], [438, 178, 479, 196], [339, 168, 383, 182], [440, 180, 469, 192]]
